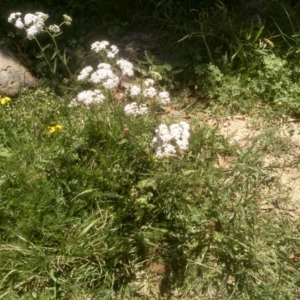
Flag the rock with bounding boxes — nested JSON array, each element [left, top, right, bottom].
[[0, 48, 38, 97]]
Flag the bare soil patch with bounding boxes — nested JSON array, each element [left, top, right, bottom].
[[210, 114, 300, 214]]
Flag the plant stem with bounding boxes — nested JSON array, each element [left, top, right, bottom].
[[33, 37, 56, 76], [47, 29, 73, 78]]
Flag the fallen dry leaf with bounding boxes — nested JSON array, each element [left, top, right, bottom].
[[260, 204, 275, 211], [148, 262, 165, 274], [164, 103, 173, 113], [233, 114, 245, 120], [264, 38, 274, 48], [285, 265, 298, 272], [237, 139, 249, 148], [121, 126, 129, 139], [217, 153, 227, 168], [114, 92, 125, 103], [285, 210, 299, 220], [289, 253, 300, 262]]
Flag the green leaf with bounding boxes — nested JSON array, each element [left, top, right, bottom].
[[42, 44, 50, 51], [252, 26, 264, 44], [137, 179, 156, 190], [53, 57, 57, 73], [63, 48, 70, 65], [182, 170, 197, 176], [0, 151, 12, 157], [51, 50, 58, 60], [49, 269, 57, 282], [118, 139, 128, 145], [79, 218, 100, 237]]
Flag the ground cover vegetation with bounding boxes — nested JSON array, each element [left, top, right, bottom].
[[1, 0, 300, 299]]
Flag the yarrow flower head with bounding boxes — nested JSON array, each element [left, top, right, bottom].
[[107, 45, 119, 58], [48, 24, 60, 33], [70, 89, 105, 106], [97, 63, 112, 70], [116, 59, 134, 77], [15, 18, 24, 29], [35, 12, 49, 22], [154, 124, 173, 143], [63, 14, 72, 26], [170, 122, 190, 150], [90, 69, 112, 83], [129, 85, 141, 97], [8, 12, 49, 40], [143, 78, 155, 87], [143, 87, 157, 98], [26, 26, 41, 39], [91, 40, 120, 59], [92, 69, 118, 86], [124, 102, 148, 116], [91, 41, 109, 53], [102, 77, 119, 89], [8, 12, 22, 24], [152, 122, 190, 158], [158, 91, 171, 105], [77, 61, 119, 90], [77, 66, 93, 81], [24, 13, 38, 26]]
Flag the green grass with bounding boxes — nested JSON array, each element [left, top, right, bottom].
[[1, 1, 300, 299], [0, 86, 299, 299]]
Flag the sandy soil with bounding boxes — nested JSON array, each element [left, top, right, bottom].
[[212, 114, 300, 214]]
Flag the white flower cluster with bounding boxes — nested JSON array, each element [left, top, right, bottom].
[[70, 89, 105, 106], [158, 91, 171, 105], [91, 40, 120, 59], [143, 87, 157, 98], [116, 59, 134, 77], [91, 41, 109, 52], [90, 41, 134, 77], [8, 12, 72, 40], [63, 14, 72, 26], [77, 66, 93, 81], [124, 102, 148, 116], [48, 24, 60, 33], [143, 78, 155, 87], [130, 85, 141, 97], [77, 62, 119, 89], [77, 42, 137, 91], [136, 78, 171, 105], [8, 12, 49, 39], [124, 79, 171, 117], [8, 12, 23, 28], [107, 45, 119, 58], [77, 41, 172, 122], [152, 122, 190, 158]]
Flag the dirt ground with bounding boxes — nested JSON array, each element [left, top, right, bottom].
[[212, 114, 300, 217]]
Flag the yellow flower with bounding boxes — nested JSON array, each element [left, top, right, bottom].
[[1, 97, 11, 105], [48, 124, 62, 133]]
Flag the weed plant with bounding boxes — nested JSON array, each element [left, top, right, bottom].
[[0, 5, 300, 300]]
